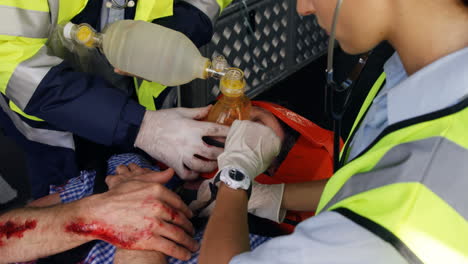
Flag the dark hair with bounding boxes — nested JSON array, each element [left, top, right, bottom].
[[462, 0, 468, 6]]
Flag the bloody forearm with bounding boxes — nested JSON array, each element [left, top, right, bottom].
[[0, 198, 92, 263]]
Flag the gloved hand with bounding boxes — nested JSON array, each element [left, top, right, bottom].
[[134, 107, 229, 180], [189, 178, 287, 223], [217, 120, 281, 180]]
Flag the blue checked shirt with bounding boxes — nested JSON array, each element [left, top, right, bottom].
[[44, 153, 270, 264]]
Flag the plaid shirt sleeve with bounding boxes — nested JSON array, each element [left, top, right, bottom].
[[47, 153, 162, 264], [49, 153, 160, 204], [168, 231, 271, 264], [48, 153, 271, 264], [50, 170, 96, 203]]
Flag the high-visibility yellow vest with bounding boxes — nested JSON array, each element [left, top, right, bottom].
[[317, 73, 468, 263], [1, 0, 175, 120], [132, 0, 173, 111], [131, 0, 232, 110]]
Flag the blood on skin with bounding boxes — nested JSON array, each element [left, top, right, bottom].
[[0, 220, 37, 246], [65, 220, 151, 249], [166, 206, 178, 222], [142, 196, 178, 221]]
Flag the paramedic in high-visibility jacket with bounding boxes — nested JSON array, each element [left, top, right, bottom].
[[0, 0, 232, 198], [199, 0, 468, 263]]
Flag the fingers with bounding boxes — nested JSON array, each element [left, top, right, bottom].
[[188, 185, 212, 212], [150, 200, 194, 235], [110, 164, 170, 187], [197, 144, 224, 160], [200, 202, 216, 218], [116, 164, 130, 174], [177, 106, 212, 120], [150, 236, 194, 261], [152, 185, 194, 219], [201, 122, 230, 137], [105, 174, 124, 189], [116, 163, 151, 176], [153, 219, 198, 252], [188, 199, 205, 212], [183, 156, 217, 173], [176, 166, 199, 180], [127, 163, 152, 174], [133, 168, 174, 184], [195, 123, 229, 159], [128, 163, 174, 184]]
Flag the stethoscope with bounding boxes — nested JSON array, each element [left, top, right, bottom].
[[324, 0, 371, 172], [106, 0, 135, 9]]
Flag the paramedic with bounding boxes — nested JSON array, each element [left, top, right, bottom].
[[0, 0, 232, 198], [199, 0, 468, 263]]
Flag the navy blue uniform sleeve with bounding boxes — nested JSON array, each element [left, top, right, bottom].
[[152, 1, 214, 48], [24, 61, 145, 150], [21, 2, 212, 151]]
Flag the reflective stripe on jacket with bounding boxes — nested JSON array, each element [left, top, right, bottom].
[[0, 0, 222, 148], [0, 0, 87, 148], [317, 68, 468, 263], [0, 0, 177, 117], [132, 0, 232, 111]]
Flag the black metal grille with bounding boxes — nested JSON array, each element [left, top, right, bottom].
[[182, 0, 328, 107]]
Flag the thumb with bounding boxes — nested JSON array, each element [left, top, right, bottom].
[[189, 179, 214, 212], [177, 106, 212, 120], [137, 168, 175, 184], [200, 201, 216, 218]]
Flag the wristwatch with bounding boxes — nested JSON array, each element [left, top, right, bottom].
[[214, 167, 252, 198]]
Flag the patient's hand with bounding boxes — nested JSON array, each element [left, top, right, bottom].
[[27, 193, 61, 207], [114, 249, 167, 264], [86, 179, 197, 259], [106, 164, 196, 261], [105, 163, 174, 189]]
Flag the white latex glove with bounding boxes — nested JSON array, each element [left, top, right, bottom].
[[217, 120, 281, 180], [134, 107, 229, 179], [189, 178, 287, 223]]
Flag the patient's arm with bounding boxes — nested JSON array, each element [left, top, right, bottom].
[[114, 249, 167, 264], [27, 193, 61, 207], [26, 194, 170, 264], [281, 179, 328, 212], [0, 198, 96, 263]]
